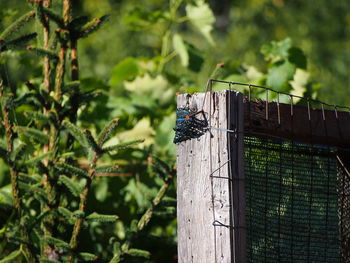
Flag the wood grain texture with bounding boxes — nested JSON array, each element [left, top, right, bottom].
[[244, 100, 350, 147], [176, 91, 233, 263]]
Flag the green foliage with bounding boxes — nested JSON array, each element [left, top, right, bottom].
[[0, 11, 35, 40], [1, 0, 341, 262], [77, 253, 98, 261], [56, 163, 88, 178], [1, 33, 37, 52], [58, 175, 82, 197], [63, 120, 88, 149], [103, 139, 145, 153], [26, 47, 58, 60], [126, 248, 151, 259], [42, 237, 70, 250], [185, 0, 215, 45], [109, 57, 139, 87], [78, 15, 110, 39], [86, 212, 119, 223], [97, 117, 119, 146], [0, 249, 21, 263], [17, 126, 50, 144]]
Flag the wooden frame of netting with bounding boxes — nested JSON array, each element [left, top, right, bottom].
[[176, 80, 350, 263]]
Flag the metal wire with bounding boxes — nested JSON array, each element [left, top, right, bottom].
[[210, 79, 350, 111]]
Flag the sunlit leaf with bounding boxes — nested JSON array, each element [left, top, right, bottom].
[[172, 33, 189, 67], [186, 0, 215, 45], [261, 38, 292, 63], [289, 68, 310, 100], [110, 57, 139, 86], [266, 61, 296, 92]]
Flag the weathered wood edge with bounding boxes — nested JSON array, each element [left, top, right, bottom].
[[244, 100, 350, 148], [176, 91, 232, 263], [228, 91, 246, 263]]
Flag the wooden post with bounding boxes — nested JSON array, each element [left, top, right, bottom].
[[176, 90, 246, 263], [228, 91, 246, 263]]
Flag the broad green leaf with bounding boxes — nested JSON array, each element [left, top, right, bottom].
[[246, 66, 264, 82], [266, 61, 296, 92], [124, 73, 172, 104], [117, 118, 154, 146], [81, 77, 109, 91], [110, 57, 139, 86], [155, 114, 176, 155], [172, 33, 189, 67], [261, 38, 292, 63], [289, 68, 310, 101], [186, 42, 204, 72], [186, 0, 215, 45], [288, 47, 307, 69], [124, 8, 167, 30]]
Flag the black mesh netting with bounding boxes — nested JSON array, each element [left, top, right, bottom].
[[244, 136, 350, 262]]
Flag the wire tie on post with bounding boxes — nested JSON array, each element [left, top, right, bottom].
[[208, 159, 231, 177], [248, 84, 252, 102], [321, 103, 326, 121], [334, 105, 338, 119], [307, 99, 311, 121], [212, 220, 246, 229]]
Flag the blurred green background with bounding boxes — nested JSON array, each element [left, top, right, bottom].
[[0, 0, 349, 261]]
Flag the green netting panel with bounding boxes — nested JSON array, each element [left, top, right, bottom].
[[338, 160, 350, 261], [244, 136, 341, 262]]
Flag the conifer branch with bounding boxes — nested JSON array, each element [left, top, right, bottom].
[[103, 139, 145, 153], [42, 7, 64, 27], [26, 46, 59, 60], [0, 82, 34, 262], [97, 118, 120, 146], [0, 33, 37, 52], [0, 11, 35, 40], [0, 83, 19, 212], [137, 172, 173, 231], [78, 15, 110, 39], [43, 0, 52, 93]]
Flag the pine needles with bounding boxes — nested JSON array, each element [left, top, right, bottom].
[[0, 1, 174, 262]]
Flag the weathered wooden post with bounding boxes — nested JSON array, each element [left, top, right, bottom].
[[176, 90, 246, 263]]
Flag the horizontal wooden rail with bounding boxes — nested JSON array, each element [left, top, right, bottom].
[[244, 99, 350, 148]]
